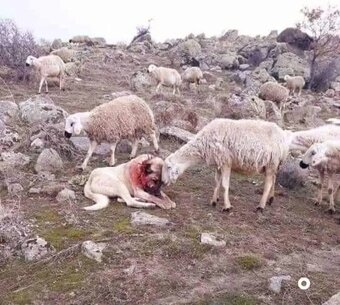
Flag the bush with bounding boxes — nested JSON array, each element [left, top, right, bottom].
[[310, 58, 340, 91], [0, 19, 44, 80]]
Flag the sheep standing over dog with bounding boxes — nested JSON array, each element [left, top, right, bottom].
[[300, 140, 340, 213], [25, 55, 65, 94], [182, 67, 203, 90], [284, 75, 305, 96], [84, 154, 176, 210], [162, 118, 289, 212], [64, 95, 159, 170], [147, 64, 181, 95], [259, 81, 289, 112]]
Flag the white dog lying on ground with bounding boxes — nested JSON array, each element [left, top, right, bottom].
[[83, 154, 176, 210]]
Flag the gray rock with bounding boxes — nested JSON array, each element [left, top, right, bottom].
[[1, 152, 30, 168], [277, 27, 313, 50], [31, 138, 44, 150], [131, 211, 171, 226], [50, 38, 63, 50], [21, 236, 56, 261], [19, 96, 68, 125], [0, 101, 19, 124], [29, 187, 41, 194], [323, 292, 340, 305], [200, 233, 226, 247], [268, 275, 291, 293], [130, 71, 153, 91], [64, 62, 78, 76], [35, 148, 63, 173], [56, 188, 76, 203], [0, 128, 21, 150], [178, 39, 201, 58], [217, 53, 239, 69], [239, 64, 250, 71], [160, 126, 194, 143], [81, 240, 106, 263], [7, 183, 24, 195]]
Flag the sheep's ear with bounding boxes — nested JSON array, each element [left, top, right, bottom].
[[142, 160, 153, 175]]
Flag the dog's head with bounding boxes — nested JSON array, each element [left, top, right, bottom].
[[139, 156, 164, 196]]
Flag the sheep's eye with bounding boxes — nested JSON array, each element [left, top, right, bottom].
[[70, 122, 74, 127]]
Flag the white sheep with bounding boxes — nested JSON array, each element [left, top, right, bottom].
[[300, 140, 340, 213], [25, 55, 65, 94], [69, 35, 92, 44], [182, 67, 203, 89], [162, 118, 289, 212], [64, 95, 159, 170], [284, 75, 305, 96], [147, 64, 182, 95], [50, 47, 76, 63], [259, 81, 289, 112]]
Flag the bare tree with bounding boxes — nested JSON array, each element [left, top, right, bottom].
[[297, 6, 340, 89], [128, 18, 153, 47]]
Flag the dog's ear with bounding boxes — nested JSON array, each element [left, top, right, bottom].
[[141, 160, 153, 175]]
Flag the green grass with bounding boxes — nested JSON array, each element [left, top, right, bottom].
[[112, 217, 135, 234], [236, 254, 263, 271], [192, 292, 259, 305]]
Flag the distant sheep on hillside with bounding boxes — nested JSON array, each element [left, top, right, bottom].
[[284, 75, 305, 96], [259, 81, 289, 112]]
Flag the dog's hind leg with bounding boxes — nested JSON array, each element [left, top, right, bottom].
[[83, 194, 110, 210]]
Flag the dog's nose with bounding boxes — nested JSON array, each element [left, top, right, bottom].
[[299, 160, 309, 169], [64, 131, 72, 138], [25, 63, 29, 66]]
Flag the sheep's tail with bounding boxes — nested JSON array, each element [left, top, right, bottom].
[[327, 118, 340, 125], [83, 177, 110, 211]]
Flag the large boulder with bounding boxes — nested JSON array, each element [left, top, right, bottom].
[[130, 71, 153, 91], [19, 96, 68, 125], [271, 52, 310, 81], [277, 27, 313, 50], [35, 148, 63, 174], [0, 101, 19, 124], [178, 39, 202, 58], [216, 52, 239, 69], [50, 38, 63, 50]]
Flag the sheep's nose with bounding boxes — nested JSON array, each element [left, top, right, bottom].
[[64, 131, 72, 138], [299, 160, 309, 169], [25, 63, 29, 66]]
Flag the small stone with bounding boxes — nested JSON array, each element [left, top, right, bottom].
[[21, 236, 56, 261], [31, 138, 44, 150], [56, 188, 76, 203], [131, 211, 171, 226], [1, 152, 30, 168], [35, 148, 63, 173], [81, 240, 106, 263], [268, 275, 291, 294], [323, 292, 340, 305], [200, 232, 226, 247], [29, 187, 41, 194]]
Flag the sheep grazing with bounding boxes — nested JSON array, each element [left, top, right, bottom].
[[25, 55, 65, 94], [300, 140, 340, 213], [147, 64, 181, 95], [64, 95, 159, 170], [284, 75, 305, 96], [182, 67, 203, 90], [259, 81, 289, 112], [162, 118, 289, 212], [69, 35, 92, 44]]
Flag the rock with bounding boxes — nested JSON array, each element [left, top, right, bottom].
[[81, 240, 106, 263], [268, 275, 291, 293], [35, 148, 63, 173], [130, 71, 153, 91], [56, 188, 76, 203], [64, 62, 78, 76], [277, 157, 308, 189], [7, 183, 24, 195], [326, 89, 336, 98], [239, 64, 250, 71], [0, 101, 19, 124], [160, 126, 194, 143], [323, 292, 340, 305], [31, 138, 44, 150], [37, 171, 56, 182], [221, 29, 239, 41], [330, 77, 340, 92], [29, 187, 41, 194], [285, 105, 322, 127], [19, 96, 68, 125], [1, 152, 30, 168], [271, 52, 310, 81], [217, 53, 239, 69], [111, 91, 132, 99], [50, 38, 63, 50], [51, 47, 77, 63], [0, 128, 21, 150], [178, 39, 201, 58], [131, 211, 171, 226], [200, 233, 226, 247], [277, 27, 313, 50], [91, 37, 106, 46], [21, 236, 56, 261]]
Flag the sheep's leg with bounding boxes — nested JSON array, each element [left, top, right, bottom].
[[109, 142, 118, 166], [44, 79, 49, 93], [130, 140, 139, 159], [316, 170, 325, 206], [298, 87, 302, 96], [267, 174, 276, 205], [211, 169, 222, 207], [59, 74, 63, 91], [257, 171, 275, 212], [150, 131, 159, 153], [327, 174, 336, 214], [156, 83, 162, 93], [38, 77, 45, 94], [177, 86, 181, 95], [81, 140, 97, 170], [221, 165, 232, 212], [172, 86, 176, 95]]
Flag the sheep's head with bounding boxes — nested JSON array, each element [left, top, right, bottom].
[[147, 64, 157, 73], [25, 56, 36, 66], [162, 156, 185, 185], [64, 114, 83, 138], [300, 143, 327, 169], [284, 75, 291, 81]]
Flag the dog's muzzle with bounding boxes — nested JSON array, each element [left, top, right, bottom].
[[64, 131, 72, 138], [299, 160, 309, 169]]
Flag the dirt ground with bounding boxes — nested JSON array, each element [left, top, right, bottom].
[[0, 47, 339, 305]]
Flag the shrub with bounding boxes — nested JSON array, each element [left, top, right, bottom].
[[0, 19, 44, 80]]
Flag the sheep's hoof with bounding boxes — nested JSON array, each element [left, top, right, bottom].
[[222, 206, 233, 213], [327, 208, 335, 215], [154, 149, 160, 155], [267, 197, 274, 206], [255, 206, 264, 213]]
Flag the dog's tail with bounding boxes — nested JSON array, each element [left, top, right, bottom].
[[327, 118, 340, 125], [83, 177, 110, 211]]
